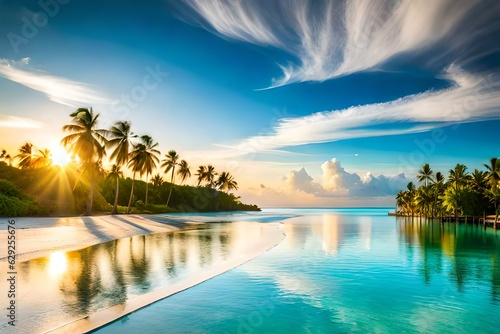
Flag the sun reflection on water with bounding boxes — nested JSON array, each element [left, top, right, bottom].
[[48, 251, 68, 277]]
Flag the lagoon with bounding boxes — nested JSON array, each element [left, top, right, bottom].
[[97, 208, 500, 333]]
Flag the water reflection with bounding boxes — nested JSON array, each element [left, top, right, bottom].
[[2, 222, 269, 334], [397, 219, 500, 300]]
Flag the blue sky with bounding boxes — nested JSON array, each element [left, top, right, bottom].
[[0, 0, 499, 207]]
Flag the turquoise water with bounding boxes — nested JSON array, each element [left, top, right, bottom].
[[96, 208, 500, 333]]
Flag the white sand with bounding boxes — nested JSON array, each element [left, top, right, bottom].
[[0, 215, 198, 262]]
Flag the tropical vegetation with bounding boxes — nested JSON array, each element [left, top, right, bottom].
[[0, 107, 259, 216], [396, 159, 500, 223]]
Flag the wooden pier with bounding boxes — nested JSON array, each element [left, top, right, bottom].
[[391, 213, 499, 230]]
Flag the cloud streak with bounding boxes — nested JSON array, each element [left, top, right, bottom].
[[174, 0, 495, 86], [219, 66, 500, 155], [0, 114, 42, 128], [0, 58, 114, 106]]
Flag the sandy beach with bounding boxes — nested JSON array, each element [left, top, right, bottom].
[[0, 214, 285, 333], [0, 215, 200, 262]]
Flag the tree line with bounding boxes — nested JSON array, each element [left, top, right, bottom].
[[1, 107, 240, 216], [396, 159, 500, 223]]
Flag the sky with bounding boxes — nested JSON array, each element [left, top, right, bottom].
[[0, 0, 499, 207]]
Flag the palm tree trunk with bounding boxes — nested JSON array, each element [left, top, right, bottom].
[[112, 176, 120, 215], [85, 167, 94, 216], [166, 168, 175, 207], [127, 171, 136, 214], [145, 173, 150, 207]]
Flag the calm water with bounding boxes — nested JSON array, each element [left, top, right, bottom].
[[0, 221, 281, 333], [96, 208, 500, 333]]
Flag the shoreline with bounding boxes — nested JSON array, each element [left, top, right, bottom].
[[0, 214, 202, 262], [47, 222, 285, 334], [0, 214, 288, 333]]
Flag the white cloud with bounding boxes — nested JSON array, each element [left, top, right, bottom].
[[0, 114, 42, 128], [177, 0, 482, 86], [0, 58, 114, 106], [284, 167, 325, 196], [322, 158, 362, 195], [246, 158, 408, 205]]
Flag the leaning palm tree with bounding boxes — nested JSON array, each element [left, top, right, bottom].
[[177, 160, 191, 184], [215, 171, 238, 211], [162, 150, 179, 207], [61, 108, 107, 216], [195, 165, 206, 186], [15, 143, 34, 169], [216, 171, 238, 193], [32, 148, 52, 168], [417, 163, 433, 187], [108, 164, 123, 215]]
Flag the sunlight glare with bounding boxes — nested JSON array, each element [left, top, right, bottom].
[[48, 251, 68, 277], [51, 145, 72, 166]]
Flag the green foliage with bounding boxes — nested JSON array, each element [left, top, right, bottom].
[[397, 160, 498, 219], [135, 200, 145, 210], [0, 179, 47, 216]]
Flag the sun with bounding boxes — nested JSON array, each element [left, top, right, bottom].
[[51, 145, 73, 166]]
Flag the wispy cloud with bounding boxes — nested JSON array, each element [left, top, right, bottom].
[[175, 0, 495, 87], [0, 114, 42, 128], [0, 58, 114, 106], [216, 67, 500, 154]]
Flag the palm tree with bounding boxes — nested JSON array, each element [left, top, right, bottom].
[[432, 172, 446, 220], [32, 148, 52, 168], [195, 165, 206, 186], [448, 163, 469, 191], [151, 173, 164, 188], [177, 160, 191, 184], [127, 135, 160, 211], [151, 173, 164, 202], [141, 135, 160, 206], [204, 165, 217, 187], [396, 190, 406, 215], [406, 182, 416, 217], [108, 164, 123, 215], [417, 163, 433, 187], [61, 107, 107, 216], [216, 171, 238, 193], [215, 171, 238, 211], [162, 150, 179, 207], [441, 186, 461, 222], [484, 157, 500, 190], [415, 186, 433, 218], [106, 121, 136, 166], [485, 157, 500, 223], [0, 149, 10, 164], [15, 143, 34, 169]]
